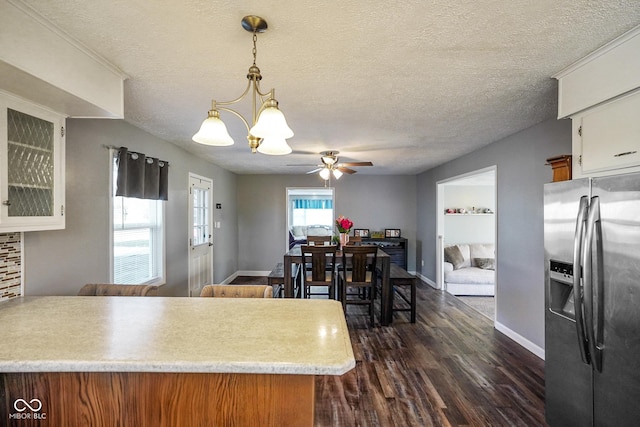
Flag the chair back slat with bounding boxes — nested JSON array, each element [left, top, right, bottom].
[[342, 246, 377, 283], [301, 245, 336, 284], [307, 235, 332, 246]]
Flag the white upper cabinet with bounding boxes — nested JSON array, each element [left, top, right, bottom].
[[554, 25, 640, 178], [578, 92, 640, 174], [0, 92, 65, 232]]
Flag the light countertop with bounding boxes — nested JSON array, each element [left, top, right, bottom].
[[0, 296, 355, 375]]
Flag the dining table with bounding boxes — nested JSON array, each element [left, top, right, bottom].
[[283, 244, 394, 326]]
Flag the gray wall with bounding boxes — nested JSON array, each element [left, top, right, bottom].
[[23, 118, 238, 297], [416, 117, 571, 348], [237, 174, 417, 271]]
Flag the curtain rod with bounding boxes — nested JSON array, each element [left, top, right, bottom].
[[102, 145, 169, 166]]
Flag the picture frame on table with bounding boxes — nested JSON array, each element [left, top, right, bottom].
[[385, 228, 401, 238], [354, 228, 370, 238]]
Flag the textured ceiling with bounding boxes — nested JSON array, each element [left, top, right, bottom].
[[21, 0, 640, 175]]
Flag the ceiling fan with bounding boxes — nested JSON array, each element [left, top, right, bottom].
[[289, 151, 373, 180]]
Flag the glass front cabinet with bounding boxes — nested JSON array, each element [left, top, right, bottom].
[[0, 92, 65, 232]]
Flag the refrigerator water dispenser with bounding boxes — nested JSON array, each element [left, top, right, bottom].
[[549, 260, 575, 319]]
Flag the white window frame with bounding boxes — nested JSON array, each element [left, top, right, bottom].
[[108, 149, 166, 286]]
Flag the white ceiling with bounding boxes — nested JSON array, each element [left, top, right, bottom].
[[21, 0, 640, 175]]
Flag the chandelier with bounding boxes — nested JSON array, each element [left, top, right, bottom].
[[192, 16, 293, 155]]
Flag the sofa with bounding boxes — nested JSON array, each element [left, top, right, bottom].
[[288, 225, 333, 249], [443, 243, 495, 296]]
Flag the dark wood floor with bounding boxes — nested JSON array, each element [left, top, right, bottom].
[[315, 280, 547, 427]]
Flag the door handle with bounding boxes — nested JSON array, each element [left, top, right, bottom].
[[584, 196, 603, 372], [573, 195, 591, 365]]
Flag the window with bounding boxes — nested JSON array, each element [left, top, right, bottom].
[[111, 155, 165, 285]]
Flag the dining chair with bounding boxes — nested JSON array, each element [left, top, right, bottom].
[[339, 245, 378, 326], [301, 244, 337, 299], [78, 284, 158, 296], [345, 235, 362, 245], [306, 235, 332, 246], [200, 284, 273, 298]]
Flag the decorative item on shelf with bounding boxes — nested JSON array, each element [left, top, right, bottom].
[[336, 215, 353, 248], [385, 229, 401, 238], [192, 15, 293, 155], [370, 231, 385, 238], [354, 228, 369, 237], [546, 154, 572, 182]]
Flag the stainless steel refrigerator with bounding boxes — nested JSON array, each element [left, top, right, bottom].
[[544, 171, 640, 426]]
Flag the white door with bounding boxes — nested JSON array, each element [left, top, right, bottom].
[[188, 174, 213, 297]]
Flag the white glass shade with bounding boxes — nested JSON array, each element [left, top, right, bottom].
[[321, 155, 337, 165], [192, 114, 234, 146], [332, 169, 343, 179], [256, 137, 292, 155], [249, 106, 294, 139], [319, 168, 331, 180]]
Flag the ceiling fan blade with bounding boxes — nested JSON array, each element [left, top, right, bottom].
[[306, 168, 323, 174], [339, 161, 373, 167], [337, 167, 357, 175]]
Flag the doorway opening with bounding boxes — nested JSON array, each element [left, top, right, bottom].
[[436, 166, 497, 320], [286, 188, 335, 250]]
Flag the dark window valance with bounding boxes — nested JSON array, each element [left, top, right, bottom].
[[115, 147, 169, 200]]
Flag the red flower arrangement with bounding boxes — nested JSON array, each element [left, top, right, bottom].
[[336, 216, 354, 233]]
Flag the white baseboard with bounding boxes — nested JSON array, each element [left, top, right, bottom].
[[495, 321, 545, 360], [221, 270, 270, 284], [416, 272, 440, 289]]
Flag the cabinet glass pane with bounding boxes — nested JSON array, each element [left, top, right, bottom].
[[7, 108, 54, 217]]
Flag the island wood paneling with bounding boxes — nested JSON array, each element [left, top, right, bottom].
[[1, 372, 314, 426]]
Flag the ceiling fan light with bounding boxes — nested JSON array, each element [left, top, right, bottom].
[[332, 169, 343, 179], [256, 137, 292, 155], [192, 111, 234, 146], [250, 105, 294, 139], [322, 155, 337, 165], [319, 168, 331, 180]]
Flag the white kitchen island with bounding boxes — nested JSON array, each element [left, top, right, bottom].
[[0, 296, 355, 426]]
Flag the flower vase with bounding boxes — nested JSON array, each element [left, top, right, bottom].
[[339, 233, 349, 248]]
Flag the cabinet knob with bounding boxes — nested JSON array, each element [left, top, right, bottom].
[[2, 200, 10, 206]]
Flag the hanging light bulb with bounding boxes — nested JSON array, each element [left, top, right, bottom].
[[319, 168, 331, 180], [256, 137, 292, 155], [192, 108, 234, 146], [249, 99, 294, 139], [332, 169, 343, 179]]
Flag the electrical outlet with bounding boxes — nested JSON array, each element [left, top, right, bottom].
[[421, 259, 424, 266]]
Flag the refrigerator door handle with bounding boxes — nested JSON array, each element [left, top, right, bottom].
[[573, 195, 591, 365], [584, 196, 604, 372]]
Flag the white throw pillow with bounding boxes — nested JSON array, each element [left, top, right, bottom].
[[456, 244, 471, 268], [470, 244, 495, 266]]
